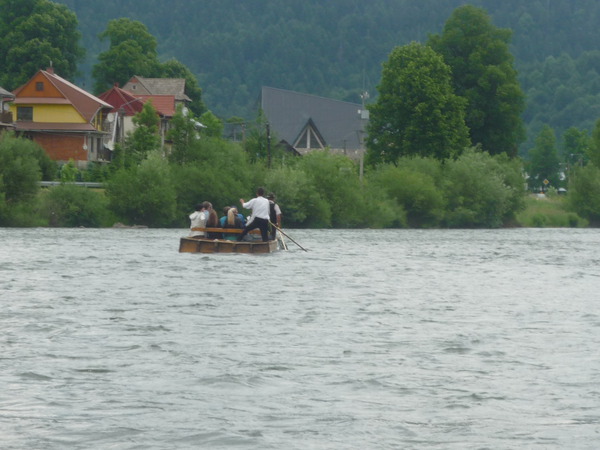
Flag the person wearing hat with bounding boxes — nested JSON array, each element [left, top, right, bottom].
[[267, 192, 282, 240]]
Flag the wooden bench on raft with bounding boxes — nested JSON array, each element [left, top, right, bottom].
[[190, 227, 261, 235]]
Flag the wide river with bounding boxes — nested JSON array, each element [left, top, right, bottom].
[[1, 227, 599, 449]]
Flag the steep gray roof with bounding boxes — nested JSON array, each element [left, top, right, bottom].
[[123, 76, 191, 102], [260, 86, 366, 152], [0, 86, 15, 99]]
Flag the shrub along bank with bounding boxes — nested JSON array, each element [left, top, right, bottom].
[[0, 133, 594, 228]]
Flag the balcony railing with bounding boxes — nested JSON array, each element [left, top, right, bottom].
[[0, 111, 13, 124]]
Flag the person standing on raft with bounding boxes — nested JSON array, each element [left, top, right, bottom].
[[237, 187, 270, 242]]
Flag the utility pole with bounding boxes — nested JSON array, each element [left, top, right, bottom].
[[358, 91, 369, 182], [266, 122, 271, 169]]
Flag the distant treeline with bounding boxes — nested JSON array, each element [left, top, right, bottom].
[[56, 0, 600, 153]]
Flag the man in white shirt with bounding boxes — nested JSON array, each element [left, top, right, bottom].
[[237, 187, 271, 241]]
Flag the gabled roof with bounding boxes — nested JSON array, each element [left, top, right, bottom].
[[13, 69, 112, 123], [123, 76, 191, 102], [0, 86, 14, 99], [98, 85, 176, 117], [133, 95, 176, 117], [97, 85, 145, 116], [260, 86, 366, 152]]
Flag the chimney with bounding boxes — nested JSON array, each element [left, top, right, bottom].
[[46, 66, 54, 75]]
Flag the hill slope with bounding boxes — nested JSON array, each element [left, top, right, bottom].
[[58, 0, 600, 151]]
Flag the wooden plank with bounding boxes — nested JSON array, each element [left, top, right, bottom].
[[190, 227, 261, 234], [179, 236, 278, 254]]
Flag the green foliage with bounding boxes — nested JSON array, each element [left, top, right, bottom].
[[160, 59, 206, 116], [51, 0, 600, 162], [587, 118, 600, 168], [562, 127, 589, 164], [442, 148, 526, 227], [517, 195, 586, 228], [368, 160, 445, 228], [92, 18, 160, 92], [92, 19, 205, 114], [428, 5, 525, 157], [567, 164, 600, 225], [199, 111, 224, 138], [0, 134, 56, 226], [167, 105, 199, 165], [520, 51, 600, 153], [263, 165, 331, 228], [527, 125, 561, 189], [296, 151, 367, 227], [242, 111, 289, 166], [59, 159, 78, 183], [0, 0, 84, 89], [366, 42, 469, 165], [82, 162, 112, 182], [0, 134, 43, 204], [120, 101, 161, 167], [169, 137, 253, 225], [38, 184, 112, 227], [106, 152, 177, 227]]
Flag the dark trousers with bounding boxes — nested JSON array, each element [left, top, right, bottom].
[[238, 217, 270, 242]]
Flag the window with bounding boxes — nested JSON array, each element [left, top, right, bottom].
[[36, 81, 44, 91], [17, 106, 33, 121], [294, 120, 325, 150]]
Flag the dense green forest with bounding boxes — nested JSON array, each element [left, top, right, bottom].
[[56, 0, 600, 153], [5, 1, 600, 229]]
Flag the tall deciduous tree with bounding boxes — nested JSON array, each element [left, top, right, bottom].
[[92, 20, 205, 116], [528, 125, 560, 189], [93, 18, 161, 93], [167, 105, 199, 165], [160, 59, 206, 116], [0, 0, 84, 89], [562, 126, 589, 174], [587, 118, 600, 168], [114, 101, 161, 168], [428, 5, 525, 157], [366, 42, 470, 165]]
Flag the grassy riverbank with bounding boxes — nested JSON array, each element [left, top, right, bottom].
[[516, 193, 587, 228]]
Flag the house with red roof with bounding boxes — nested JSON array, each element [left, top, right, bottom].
[[10, 67, 113, 166], [98, 83, 177, 151]]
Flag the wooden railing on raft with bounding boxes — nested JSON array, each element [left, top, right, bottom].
[[191, 227, 261, 234]]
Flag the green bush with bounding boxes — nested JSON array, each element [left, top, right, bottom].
[[442, 149, 526, 228], [0, 134, 56, 226], [107, 152, 177, 227], [369, 161, 444, 227], [296, 151, 365, 227], [568, 164, 600, 225], [264, 165, 331, 227], [38, 184, 112, 227], [531, 213, 547, 227]]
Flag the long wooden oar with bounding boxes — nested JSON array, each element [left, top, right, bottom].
[[270, 222, 308, 252], [277, 231, 288, 250]]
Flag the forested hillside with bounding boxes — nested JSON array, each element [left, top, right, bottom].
[[57, 0, 600, 152]]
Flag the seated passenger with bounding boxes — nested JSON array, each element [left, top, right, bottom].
[[223, 207, 243, 241], [206, 205, 223, 239], [219, 206, 231, 227], [189, 203, 206, 237]]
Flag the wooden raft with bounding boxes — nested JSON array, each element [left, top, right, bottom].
[[179, 227, 278, 254]]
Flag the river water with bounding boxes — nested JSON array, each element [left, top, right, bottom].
[[1, 227, 599, 449]]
